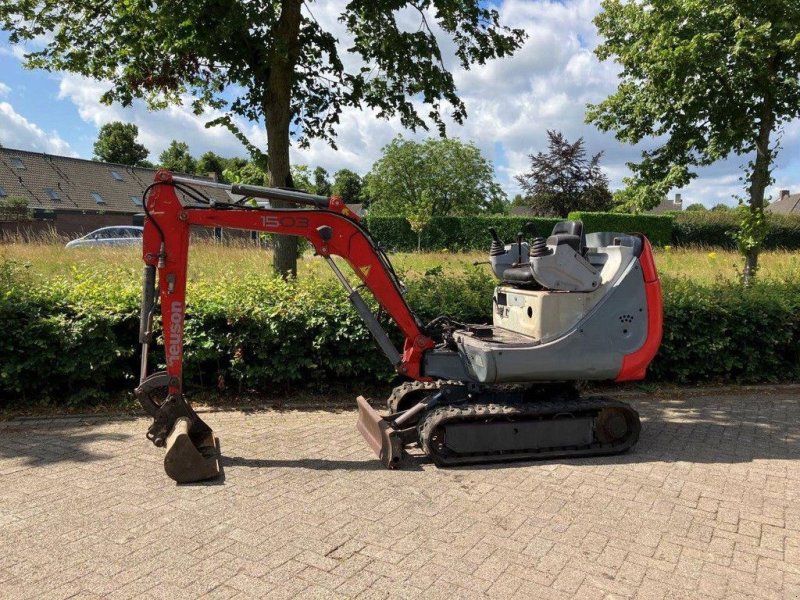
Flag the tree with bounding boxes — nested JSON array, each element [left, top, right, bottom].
[[366, 136, 507, 218], [588, 0, 800, 281], [1, 2, 525, 277], [93, 122, 150, 166], [711, 203, 734, 212], [684, 203, 707, 212], [159, 141, 196, 174], [196, 151, 226, 181], [331, 169, 364, 205], [312, 167, 332, 198], [515, 131, 613, 217]]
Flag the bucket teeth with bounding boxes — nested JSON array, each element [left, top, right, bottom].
[[163, 417, 221, 483], [356, 396, 405, 469]]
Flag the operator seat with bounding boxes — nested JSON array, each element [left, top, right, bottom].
[[547, 220, 585, 255]]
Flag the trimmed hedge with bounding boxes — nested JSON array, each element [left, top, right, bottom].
[[366, 212, 800, 251], [672, 211, 800, 250], [364, 216, 561, 251], [1, 258, 799, 406], [568, 211, 675, 246]]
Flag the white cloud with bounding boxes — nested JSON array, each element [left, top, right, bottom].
[[56, 74, 267, 162], [0, 82, 10, 97], [0, 101, 76, 156]]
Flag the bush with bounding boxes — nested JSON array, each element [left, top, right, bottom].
[[568, 211, 674, 246], [1, 257, 798, 406], [365, 216, 561, 252], [652, 277, 800, 383], [672, 211, 800, 249]]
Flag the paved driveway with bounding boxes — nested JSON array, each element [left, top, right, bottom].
[[1, 389, 799, 599]]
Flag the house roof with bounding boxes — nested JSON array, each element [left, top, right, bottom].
[[648, 198, 683, 214], [766, 193, 800, 215], [0, 147, 230, 214]]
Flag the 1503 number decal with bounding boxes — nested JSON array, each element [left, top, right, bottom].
[[260, 215, 310, 229]]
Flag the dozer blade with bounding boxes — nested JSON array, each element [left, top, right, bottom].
[[356, 396, 404, 469], [163, 417, 221, 483]]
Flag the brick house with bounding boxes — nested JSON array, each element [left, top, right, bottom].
[[0, 147, 230, 238]]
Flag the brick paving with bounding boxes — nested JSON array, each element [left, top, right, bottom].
[[1, 389, 799, 599]]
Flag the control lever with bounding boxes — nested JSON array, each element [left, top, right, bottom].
[[516, 232, 524, 264], [488, 227, 506, 257]]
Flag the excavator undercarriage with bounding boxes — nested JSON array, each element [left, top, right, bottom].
[[136, 172, 662, 483]]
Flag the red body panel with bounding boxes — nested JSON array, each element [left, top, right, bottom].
[[615, 237, 663, 382], [142, 172, 432, 396]]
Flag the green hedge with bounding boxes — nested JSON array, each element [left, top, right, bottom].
[[1, 257, 799, 406], [672, 212, 800, 249], [568, 211, 675, 246], [364, 216, 561, 252], [367, 212, 800, 251]]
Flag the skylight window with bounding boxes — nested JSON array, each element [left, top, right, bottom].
[[0, 185, 6, 198], [130, 195, 143, 207], [91, 192, 106, 205], [45, 188, 61, 201], [10, 157, 25, 169], [111, 170, 124, 181]]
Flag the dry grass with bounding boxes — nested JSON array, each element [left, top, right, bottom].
[[2, 239, 798, 284]]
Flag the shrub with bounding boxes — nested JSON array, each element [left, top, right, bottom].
[[652, 277, 800, 382], [1, 257, 798, 406], [568, 211, 674, 246], [365, 216, 561, 252], [672, 211, 800, 250]]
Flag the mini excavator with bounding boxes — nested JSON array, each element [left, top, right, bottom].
[[136, 172, 662, 483]]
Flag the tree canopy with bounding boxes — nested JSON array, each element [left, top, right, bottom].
[[366, 136, 507, 218], [332, 169, 364, 205], [588, 0, 800, 278], [515, 131, 612, 217], [93, 122, 151, 167], [159, 140, 196, 174], [1, 0, 525, 276]]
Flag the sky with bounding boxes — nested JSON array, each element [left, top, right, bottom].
[[1, 0, 798, 208]]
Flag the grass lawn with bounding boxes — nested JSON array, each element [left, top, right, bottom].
[[2, 240, 799, 284]]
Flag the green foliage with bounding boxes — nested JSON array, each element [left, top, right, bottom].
[[365, 216, 561, 252], [684, 203, 707, 212], [652, 277, 800, 383], [93, 122, 150, 166], [331, 169, 364, 205], [567, 211, 674, 246], [588, 1, 800, 207], [0, 0, 525, 160], [0, 196, 32, 221], [672, 211, 800, 250], [2, 255, 799, 406], [367, 136, 507, 218], [313, 167, 331, 197], [159, 140, 196, 174]]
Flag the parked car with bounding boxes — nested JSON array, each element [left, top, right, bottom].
[[65, 226, 144, 248]]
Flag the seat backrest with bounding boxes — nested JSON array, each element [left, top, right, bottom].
[[547, 220, 585, 254]]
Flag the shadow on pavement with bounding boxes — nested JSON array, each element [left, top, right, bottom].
[[0, 429, 130, 465]]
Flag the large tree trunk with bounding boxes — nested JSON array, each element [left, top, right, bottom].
[[743, 76, 777, 284], [265, 0, 303, 278]]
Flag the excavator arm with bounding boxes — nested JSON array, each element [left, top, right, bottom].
[[140, 171, 434, 391], [136, 171, 433, 481]]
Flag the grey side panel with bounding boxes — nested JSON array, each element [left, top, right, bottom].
[[456, 259, 648, 383], [422, 349, 476, 381]]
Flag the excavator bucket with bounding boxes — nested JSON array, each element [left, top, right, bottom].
[[163, 417, 221, 483], [356, 396, 404, 469]]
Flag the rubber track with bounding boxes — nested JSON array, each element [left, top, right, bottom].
[[417, 396, 640, 466], [387, 381, 443, 413]]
